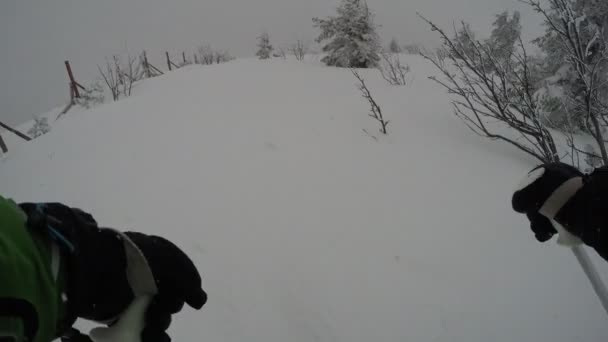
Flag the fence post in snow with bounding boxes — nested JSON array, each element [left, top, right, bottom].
[[143, 51, 151, 78], [0, 134, 7, 153], [0, 121, 31, 142], [64, 60, 80, 98], [166, 51, 172, 71]]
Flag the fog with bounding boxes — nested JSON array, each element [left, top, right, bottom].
[[0, 0, 541, 126]]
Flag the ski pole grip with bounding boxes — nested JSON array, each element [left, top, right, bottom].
[[90, 231, 158, 342], [89, 296, 152, 342]]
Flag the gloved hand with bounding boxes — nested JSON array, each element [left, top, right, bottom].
[[512, 162, 608, 261], [18, 202, 207, 342], [125, 232, 207, 342]]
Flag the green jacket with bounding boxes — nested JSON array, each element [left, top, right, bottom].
[[0, 196, 64, 342]]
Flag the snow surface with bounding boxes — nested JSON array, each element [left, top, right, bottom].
[[1, 56, 608, 341]]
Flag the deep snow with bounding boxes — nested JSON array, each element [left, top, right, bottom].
[[1, 56, 607, 341]]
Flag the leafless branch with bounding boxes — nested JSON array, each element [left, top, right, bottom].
[[418, 13, 559, 163], [378, 51, 410, 86], [351, 69, 389, 134], [522, 0, 608, 164], [98, 57, 120, 101], [198, 45, 215, 65], [276, 46, 287, 59], [291, 40, 308, 61]]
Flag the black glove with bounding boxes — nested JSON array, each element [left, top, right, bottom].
[[512, 162, 608, 261], [19, 203, 207, 342], [124, 232, 207, 342], [61, 328, 94, 342]]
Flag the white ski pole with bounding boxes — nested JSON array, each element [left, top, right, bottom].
[[571, 245, 608, 316]]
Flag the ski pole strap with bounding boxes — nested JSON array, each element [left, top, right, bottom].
[[33, 204, 75, 253], [539, 177, 583, 219], [108, 229, 158, 297]]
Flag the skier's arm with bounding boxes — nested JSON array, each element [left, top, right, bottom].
[[18, 202, 207, 342], [0, 196, 65, 342], [512, 163, 608, 262]]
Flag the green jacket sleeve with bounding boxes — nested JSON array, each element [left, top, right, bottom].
[[0, 196, 63, 342]]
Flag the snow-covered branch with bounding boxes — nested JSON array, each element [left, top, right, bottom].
[[419, 14, 559, 163]]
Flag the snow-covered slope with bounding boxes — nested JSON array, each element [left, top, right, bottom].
[[1, 56, 607, 341]]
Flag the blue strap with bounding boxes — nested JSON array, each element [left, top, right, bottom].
[[35, 204, 75, 253]]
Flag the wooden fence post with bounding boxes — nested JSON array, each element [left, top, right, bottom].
[[0, 134, 7, 153], [166, 51, 172, 71], [64, 61, 80, 98], [0, 121, 31, 142], [143, 51, 151, 78], [183, 51, 187, 65]]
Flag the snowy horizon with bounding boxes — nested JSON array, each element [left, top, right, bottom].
[[1, 0, 543, 127]]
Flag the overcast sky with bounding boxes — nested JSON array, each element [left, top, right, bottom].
[[0, 0, 542, 127]]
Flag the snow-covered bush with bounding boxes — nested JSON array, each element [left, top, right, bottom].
[[403, 44, 421, 55], [351, 69, 389, 134], [291, 40, 308, 61], [274, 46, 287, 59], [528, 0, 608, 164], [421, 0, 608, 168], [451, 23, 477, 62], [256, 32, 274, 60], [98, 54, 142, 102], [28, 117, 51, 138], [198, 45, 215, 65], [215, 50, 235, 64], [195, 45, 234, 65], [313, 0, 381, 68], [388, 38, 402, 53], [75, 81, 105, 109], [420, 15, 560, 163], [486, 11, 522, 67], [378, 51, 410, 86]]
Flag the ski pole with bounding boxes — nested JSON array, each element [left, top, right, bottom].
[[571, 245, 608, 316]]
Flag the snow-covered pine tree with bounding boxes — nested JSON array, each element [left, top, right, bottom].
[[487, 11, 521, 65], [256, 32, 274, 60], [529, 0, 608, 163], [389, 38, 401, 53], [451, 23, 477, 61], [27, 117, 51, 138], [313, 0, 381, 68]]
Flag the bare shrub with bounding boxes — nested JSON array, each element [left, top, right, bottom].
[[378, 51, 410, 86], [525, 0, 608, 165], [215, 50, 234, 64], [291, 40, 308, 61], [198, 45, 215, 65], [28, 117, 51, 138], [75, 81, 105, 109], [419, 15, 559, 163], [275, 46, 287, 59], [351, 69, 389, 134], [98, 56, 121, 101], [98, 54, 143, 101]]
